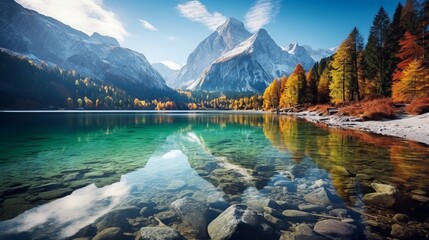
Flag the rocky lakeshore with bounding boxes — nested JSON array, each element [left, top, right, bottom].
[[293, 111, 429, 146]]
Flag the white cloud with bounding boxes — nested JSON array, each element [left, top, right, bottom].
[[138, 19, 158, 31], [176, 0, 227, 31], [160, 61, 182, 70], [245, 0, 281, 32], [169, 36, 180, 41], [16, 0, 127, 42]]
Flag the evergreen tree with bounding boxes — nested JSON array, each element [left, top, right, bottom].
[[401, 0, 418, 34], [364, 7, 391, 96], [386, 3, 405, 91]]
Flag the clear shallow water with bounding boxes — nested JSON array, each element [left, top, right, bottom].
[[0, 112, 428, 239]]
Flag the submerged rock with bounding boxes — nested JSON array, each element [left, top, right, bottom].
[[92, 227, 123, 240], [411, 194, 429, 203], [391, 223, 413, 239], [371, 183, 397, 194], [207, 204, 278, 240], [171, 197, 208, 238], [166, 180, 187, 191], [282, 210, 315, 221], [140, 226, 184, 240], [304, 187, 335, 206], [314, 219, 357, 240]]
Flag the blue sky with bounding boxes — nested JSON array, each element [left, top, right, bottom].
[[17, 0, 405, 68]]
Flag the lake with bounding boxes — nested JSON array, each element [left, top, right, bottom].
[[0, 112, 428, 240]]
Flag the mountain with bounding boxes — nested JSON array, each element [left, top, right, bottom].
[[302, 45, 337, 62], [0, 0, 168, 97], [174, 18, 251, 89], [189, 29, 315, 94], [285, 42, 315, 67], [152, 63, 179, 88]]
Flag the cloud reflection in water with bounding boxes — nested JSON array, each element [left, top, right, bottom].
[[0, 179, 130, 239]]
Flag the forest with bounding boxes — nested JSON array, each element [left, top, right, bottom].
[[263, 0, 428, 115]]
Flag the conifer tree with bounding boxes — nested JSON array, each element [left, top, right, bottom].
[[364, 7, 391, 96], [392, 58, 428, 101], [393, 32, 424, 82], [305, 69, 318, 104], [283, 64, 306, 107], [317, 68, 331, 104], [263, 79, 281, 110]]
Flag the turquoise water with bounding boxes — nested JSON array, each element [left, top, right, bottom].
[[0, 112, 428, 239]]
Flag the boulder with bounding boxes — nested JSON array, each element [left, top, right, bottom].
[[166, 180, 187, 191], [314, 219, 357, 240], [207, 204, 278, 240], [391, 223, 413, 239], [304, 187, 335, 206], [246, 199, 282, 213], [92, 227, 123, 240], [171, 197, 208, 238], [140, 226, 184, 240], [95, 213, 130, 232], [371, 183, 397, 194], [411, 194, 429, 203], [363, 193, 395, 208], [282, 210, 315, 221]]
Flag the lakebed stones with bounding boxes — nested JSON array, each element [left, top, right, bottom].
[[207, 204, 278, 240], [363, 183, 397, 208], [92, 227, 123, 240], [304, 187, 335, 206], [140, 226, 185, 240], [282, 210, 315, 221], [314, 219, 357, 240], [166, 180, 187, 191], [171, 197, 208, 238]]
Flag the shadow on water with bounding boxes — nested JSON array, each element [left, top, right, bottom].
[[0, 112, 428, 239]]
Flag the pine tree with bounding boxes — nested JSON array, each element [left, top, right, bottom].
[[364, 7, 391, 96], [401, 0, 418, 35], [386, 3, 405, 91]]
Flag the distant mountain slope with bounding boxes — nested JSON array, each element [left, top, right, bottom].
[[189, 29, 315, 94], [0, 0, 168, 95], [174, 18, 252, 89], [302, 45, 337, 62], [152, 63, 179, 88]]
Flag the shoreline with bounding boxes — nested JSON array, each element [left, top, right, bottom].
[[291, 111, 429, 146]]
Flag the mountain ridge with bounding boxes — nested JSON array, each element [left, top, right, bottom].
[[0, 0, 168, 95]]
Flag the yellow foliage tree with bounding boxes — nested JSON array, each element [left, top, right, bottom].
[[263, 79, 281, 110], [392, 59, 429, 102]]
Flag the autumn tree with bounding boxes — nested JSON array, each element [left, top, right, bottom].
[[330, 28, 363, 104], [282, 64, 306, 107], [393, 32, 424, 82], [392, 58, 428, 101], [317, 68, 331, 103], [263, 79, 281, 110], [305, 68, 318, 104]]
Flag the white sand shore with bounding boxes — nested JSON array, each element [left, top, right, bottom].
[[295, 111, 429, 145]]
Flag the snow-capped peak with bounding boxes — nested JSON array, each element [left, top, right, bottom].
[[286, 42, 299, 54], [90, 32, 119, 47]]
